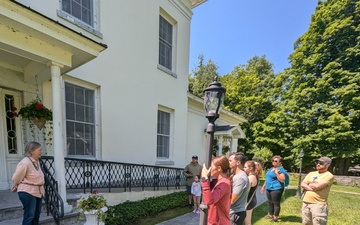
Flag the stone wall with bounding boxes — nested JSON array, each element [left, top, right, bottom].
[[333, 175, 360, 186]]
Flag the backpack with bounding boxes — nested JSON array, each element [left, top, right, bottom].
[[284, 170, 290, 187]]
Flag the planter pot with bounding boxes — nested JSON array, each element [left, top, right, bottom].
[[83, 207, 108, 225], [30, 117, 47, 130], [84, 212, 104, 225]]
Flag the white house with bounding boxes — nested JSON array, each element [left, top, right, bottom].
[[0, 0, 246, 209]]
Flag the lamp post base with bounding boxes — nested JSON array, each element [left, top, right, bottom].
[[199, 202, 208, 225]]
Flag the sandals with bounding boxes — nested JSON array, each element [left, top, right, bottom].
[[265, 215, 273, 219]]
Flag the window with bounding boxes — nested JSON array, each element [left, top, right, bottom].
[[65, 82, 96, 156], [62, 0, 93, 26], [159, 16, 173, 71], [4, 94, 18, 154], [157, 110, 171, 158]]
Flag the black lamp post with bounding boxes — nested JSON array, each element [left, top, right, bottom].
[[199, 76, 226, 225], [296, 149, 305, 197]]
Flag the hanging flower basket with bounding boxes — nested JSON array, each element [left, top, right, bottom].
[[30, 117, 47, 130], [13, 98, 52, 130]]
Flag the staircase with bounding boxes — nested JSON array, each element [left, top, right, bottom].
[[0, 190, 82, 225]]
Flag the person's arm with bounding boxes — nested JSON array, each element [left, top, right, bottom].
[[301, 174, 313, 191], [231, 193, 240, 205], [249, 175, 258, 187], [275, 168, 286, 183], [230, 177, 246, 205], [308, 174, 334, 191], [183, 165, 192, 178], [203, 180, 228, 206], [260, 181, 266, 194], [12, 161, 27, 184]]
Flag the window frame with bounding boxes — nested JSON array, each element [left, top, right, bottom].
[[158, 11, 177, 77], [63, 79, 100, 159], [58, 0, 102, 38], [156, 106, 174, 165]]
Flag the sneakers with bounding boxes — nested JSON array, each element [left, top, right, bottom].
[[193, 209, 200, 214], [188, 204, 192, 209]]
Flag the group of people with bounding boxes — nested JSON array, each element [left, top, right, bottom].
[[11, 141, 334, 225], [184, 154, 334, 225], [184, 153, 263, 225]]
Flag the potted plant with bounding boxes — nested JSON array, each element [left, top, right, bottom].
[[16, 98, 52, 129], [77, 190, 108, 225]]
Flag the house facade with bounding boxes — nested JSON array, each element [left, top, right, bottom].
[[0, 0, 245, 209]]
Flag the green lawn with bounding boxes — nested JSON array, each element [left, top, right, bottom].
[[252, 186, 360, 225], [134, 178, 360, 225]]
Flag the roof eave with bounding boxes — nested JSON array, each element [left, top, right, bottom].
[[191, 0, 208, 8]]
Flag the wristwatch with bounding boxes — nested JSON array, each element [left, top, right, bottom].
[[201, 177, 208, 181]]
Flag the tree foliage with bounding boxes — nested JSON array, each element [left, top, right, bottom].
[[189, 54, 219, 97], [221, 56, 276, 157], [188, 0, 360, 174], [254, 0, 360, 174]]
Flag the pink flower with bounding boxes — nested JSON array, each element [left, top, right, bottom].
[[35, 103, 44, 111]]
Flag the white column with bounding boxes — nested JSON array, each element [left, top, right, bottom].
[[232, 138, 238, 153], [218, 135, 223, 156], [50, 63, 72, 213]]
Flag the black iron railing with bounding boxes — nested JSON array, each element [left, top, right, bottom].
[[41, 156, 186, 193], [40, 161, 64, 225]]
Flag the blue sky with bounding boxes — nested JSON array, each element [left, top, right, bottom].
[[189, 0, 319, 75]]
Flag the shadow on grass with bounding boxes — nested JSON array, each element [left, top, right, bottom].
[[278, 215, 302, 223], [252, 189, 303, 224]]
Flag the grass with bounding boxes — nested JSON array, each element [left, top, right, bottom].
[[136, 186, 360, 225], [252, 186, 360, 225], [133, 174, 360, 225]]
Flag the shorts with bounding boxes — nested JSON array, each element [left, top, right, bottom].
[[302, 202, 328, 225], [230, 211, 246, 225], [186, 185, 192, 194]]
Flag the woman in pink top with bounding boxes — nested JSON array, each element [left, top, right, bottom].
[[201, 156, 231, 225], [12, 141, 45, 225]]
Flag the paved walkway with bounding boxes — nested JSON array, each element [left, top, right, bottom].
[[156, 186, 267, 225]]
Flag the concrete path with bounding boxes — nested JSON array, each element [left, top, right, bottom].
[[156, 186, 268, 225]]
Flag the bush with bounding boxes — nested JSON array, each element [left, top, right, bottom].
[[105, 191, 187, 225]]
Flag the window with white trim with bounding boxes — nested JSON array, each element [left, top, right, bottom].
[[157, 110, 171, 158], [159, 15, 173, 71], [62, 0, 93, 26], [65, 82, 96, 156]]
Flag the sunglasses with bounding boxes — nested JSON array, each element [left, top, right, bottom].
[[316, 161, 326, 166]]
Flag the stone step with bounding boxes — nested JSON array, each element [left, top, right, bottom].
[[0, 211, 82, 225], [0, 191, 81, 224]]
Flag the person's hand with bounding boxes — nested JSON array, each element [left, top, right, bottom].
[[201, 163, 211, 178], [260, 186, 265, 194]]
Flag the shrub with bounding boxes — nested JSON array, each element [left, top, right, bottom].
[[105, 191, 187, 225]]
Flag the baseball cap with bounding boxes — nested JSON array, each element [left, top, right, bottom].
[[192, 155, 198, 159], [315, 156, 332, 164]]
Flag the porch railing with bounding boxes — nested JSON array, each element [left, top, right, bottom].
[[41, 156, 186, 193], [39, 160, 64, 225]]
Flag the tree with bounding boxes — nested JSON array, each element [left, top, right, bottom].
[[221, 56, 276, 157], [189, 54, 219, 97], [255, 0, 360, 174]]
